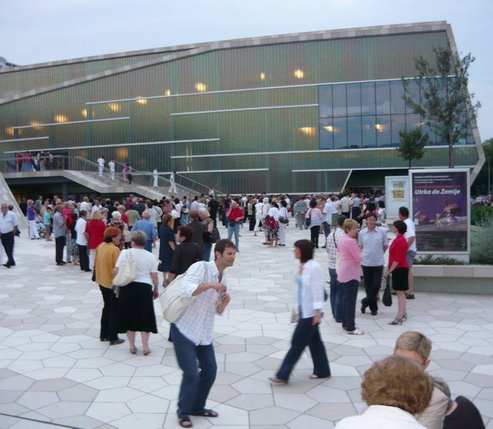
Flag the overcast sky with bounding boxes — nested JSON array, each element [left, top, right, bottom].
[[1, 0, 492, 139]]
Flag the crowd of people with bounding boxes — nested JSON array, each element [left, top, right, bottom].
[[0, 189, 485, 429]]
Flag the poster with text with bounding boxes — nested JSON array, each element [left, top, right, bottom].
[[410, 170, 469, 253], [385, 176, 410, 219]]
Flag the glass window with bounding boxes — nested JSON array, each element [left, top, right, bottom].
[[318, 85, 332, 118], [319, 118, 334, 149], [391, 115, 407, 146], [376, 81, 390, 114], [362, 116, 376, 148], [390, 81, 406, 114], [347, 83, 361, 116], [422, 121, 439, 146], [347, 117, 362, 148], [376, 115, 391, 147], [332, 84, 347, 117], [404, 79, 420, 114], [333, 117, 347, 149], [361, 82, 375, 115], [406, 113, 421, 131]]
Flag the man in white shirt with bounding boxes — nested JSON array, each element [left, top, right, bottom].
[[254, 198, 263, 236], [169, 171, 177, 194], [340, 194, 351, 218], [152, 168, 159, 187], [399, 206, 417, 299], [97, 155, 105, 177], [108, 160, 116, 181], [80, 196, 92, 214], [0, 203, 19, 268], [75, 210, 90, 272], [171, 239, 236, 427]]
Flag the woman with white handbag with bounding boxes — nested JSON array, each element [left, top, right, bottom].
[[115, 230, 159, 355]]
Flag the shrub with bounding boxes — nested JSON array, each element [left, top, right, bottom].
[[471, 217, 493, 265], [471, 204, 493, 226], [415, 255, 464, 265]]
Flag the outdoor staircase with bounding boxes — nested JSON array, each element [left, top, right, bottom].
[[3, 170, 195, 200]]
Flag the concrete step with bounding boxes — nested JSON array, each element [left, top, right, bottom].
[[0, 171, 27, 228]]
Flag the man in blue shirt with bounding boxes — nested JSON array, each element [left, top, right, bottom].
[[131, 210, 157, 252]]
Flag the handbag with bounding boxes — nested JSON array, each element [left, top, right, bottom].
[[279, 216, 289, 224], [305, 209, 312, 227], [113, 249, 137, 287], [160, 261, 208, 323], [382, 276, 392, 307]]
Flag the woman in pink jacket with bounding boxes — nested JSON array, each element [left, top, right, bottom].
[[337, 219, 363, 335]]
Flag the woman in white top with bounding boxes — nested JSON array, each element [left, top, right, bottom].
[[116, 230, 159, 355], [278, 200, 289, 246], [336, 356, 433, 429], [270, 239, 330, 383], [306, 199, 324, 248]]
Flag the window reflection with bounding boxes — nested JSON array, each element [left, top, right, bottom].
[[332, 84, 347, 117], [318, 78, 474, 151]]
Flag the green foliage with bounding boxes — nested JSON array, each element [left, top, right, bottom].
[[471, 204, 493, 226], [403, 47, 480, 168], [415, 255, 464, 265], [471, 218, 493, 265], [397, 128, 428, 168], [471, 138, 493, 196]]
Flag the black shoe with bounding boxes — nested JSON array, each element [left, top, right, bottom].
[[61, 261, 67, 265], [321, 245, 327, 248], [84, 269, 92, 272], [109, 338, 125, 345], [406, 293, 415, 299], [371, 310, 378, 316], [56, 262, 64, 266], [100, 337, 108, 342], [361, 302, 367, 314], [3, 263, 11, 268]]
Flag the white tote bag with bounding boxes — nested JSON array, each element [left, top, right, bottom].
[[113, 249, 137, 287], [160, 262, 208, 323]]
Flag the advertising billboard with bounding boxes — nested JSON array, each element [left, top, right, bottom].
[[409, 169, 470, 254], [385, 176, 410, 220]]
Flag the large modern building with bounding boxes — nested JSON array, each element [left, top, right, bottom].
[[0, 21, 484, 196]]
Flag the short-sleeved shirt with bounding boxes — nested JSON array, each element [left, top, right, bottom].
[[0, 210, 18, 233], [95, 242, 121, 288], [158, 224, 176, 271], [358, 227, 388, 267], [404, 218, 417, 252], [75, 218, 88, 246], [116, 248, 158, 286], [85, 220, 106, 249]]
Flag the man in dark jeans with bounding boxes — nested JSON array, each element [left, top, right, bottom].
[[358, 214, 388, 316], [53, 206, 66, 265], [0, 203, 19, 268], [170, 239, 236, 428]]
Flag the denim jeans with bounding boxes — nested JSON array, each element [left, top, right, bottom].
[[276, 317, 330, 381], [227, 223, 240, 251], [171, 324, 217, 417], [361, 266, 384, 313], [329, 268, 342, 321], [340, 279, 359, 331]]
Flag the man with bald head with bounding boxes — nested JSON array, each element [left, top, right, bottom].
[[0, 203, 19, 268], [131, 210, 157, 252]]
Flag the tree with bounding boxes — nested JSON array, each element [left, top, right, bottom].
[[403, 47, 480, 168], [397, 128, 428, 169]]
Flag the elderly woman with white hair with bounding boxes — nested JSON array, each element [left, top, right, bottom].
[[116, 230, 159, 355], [109, 210, 128, 250], [199, 208, 215, 261]]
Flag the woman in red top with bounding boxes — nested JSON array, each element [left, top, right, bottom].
[[387, 220, 409, 325], [85, 211, 107, 270], [227, 201, 245, 252]]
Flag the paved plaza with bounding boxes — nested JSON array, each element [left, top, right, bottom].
[[0, 225, 492, 429]]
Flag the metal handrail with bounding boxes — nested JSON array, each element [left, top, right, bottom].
[[175, 173, 223, 196]]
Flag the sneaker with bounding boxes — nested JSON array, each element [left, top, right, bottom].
[[347, 328, 364, 335], [405, 293, 415, 299]]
